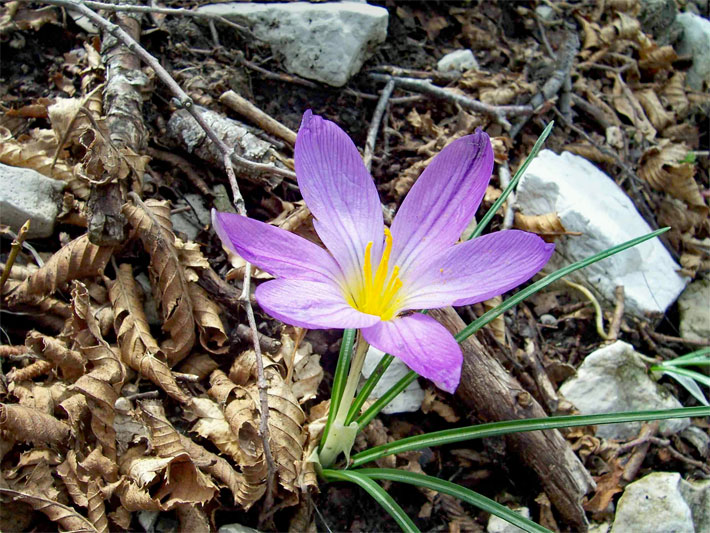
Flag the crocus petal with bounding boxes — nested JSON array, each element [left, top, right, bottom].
[[256, 279, 380, 330], [213, 210, 340, 283], [401, 230, 555, 310], [390, 131, 494, 276], [361, 313, 462, 394], [295, 111, 384, 282]]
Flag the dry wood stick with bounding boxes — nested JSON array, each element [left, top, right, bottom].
[[370, 73, 533, 130], [220, 90, 298, 146], [363, 78, 395, 172], [36, 0, 277, 513], [429, 307, 595, 531]]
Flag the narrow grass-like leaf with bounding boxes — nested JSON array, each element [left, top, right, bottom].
[[350, 406, 710, 468], [357, 469, 550, 533], [321, 469, 420, 533], [320, 328, 356, 452], [345, 353, 394, 425], [356, 370, 418, 429], [456, 227, 669, 343], [657, 369, 708, 406], [655, 348, 710, 368], [470, 120, 554, 240]]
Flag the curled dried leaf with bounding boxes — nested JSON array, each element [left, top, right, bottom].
[[0, 488, 98, 533], [0, 403, 70, 446], [662, 73, 689, 118], [8, 234, 113, 304], [188, 282, 228, 354], [639, 142, 707, 208], [25, 330, 85, 381], [122, 195, 196, 365], [188, 397, 242, 462], [177, 353, 219, 380], [514, 212, 578, 242], [562, 142, 615, 165], [108, 264, 191, 404], [635, 89, 673, 131], [482, 295, 506, 345]]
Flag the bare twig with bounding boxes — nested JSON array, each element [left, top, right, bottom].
[[498, 162, 516, 230], [363, 78, 395, 172], [235, 50, 318, 89], [146, 147, 213, 197], [57, 0, 253, 35], [220, 90, 297, 146], [0, 220, 30, 295], [36, 0, 277, 509], [370, 73, 533, 130], [648, 330, 710, 347], [607, 286, 625, 342]]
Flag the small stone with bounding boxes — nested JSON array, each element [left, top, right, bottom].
[[676, 12, 710, 90], [198, 2, 388, 87], [559, 341, 689, 439], [437, 49, 478, 72], [487, 507, 530, 533], [539, 313, 557, 326], [611, 473, 694, 533], [0, 163, 65, 239], [680, 425, 710, 457], [680, 478, 710, 533], [361, 346, 424, 414], [535, 5, 555, 21], [678, 278, 710, 342], [171, 193, 211, 242], [516, 150, 687, 319]]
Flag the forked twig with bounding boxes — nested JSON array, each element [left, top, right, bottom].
[[363, 78, 395, 172], [31, 0, 277, 513]]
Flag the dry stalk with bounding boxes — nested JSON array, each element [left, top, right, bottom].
[[363, 78, 395, 172], [32, 0, 277, 512], [0, 220, 30, 295]]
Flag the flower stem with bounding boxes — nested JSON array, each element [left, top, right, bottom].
[[319, 332, 370, 467]]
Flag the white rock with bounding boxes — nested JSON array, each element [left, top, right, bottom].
[[198, 2, 388, 87], [676, 13, 710, 90], [0, 163, 65, 239], [611, 473, 694, 533], [218, 524, 261, 533], [486, 507, 530, 533], [171, 193, 211, 242], [437, 49, 478, 72], [680, 477, 710, 533], [535, 5, 555, 21], [678, 278, 710, 342], [360, 346, 424, 414], [559, 341, 689, 439], [516, 150, 687, 318]]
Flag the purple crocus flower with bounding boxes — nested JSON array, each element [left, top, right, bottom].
[[213, 111, 554, 393]]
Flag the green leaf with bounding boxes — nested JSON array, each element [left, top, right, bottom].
[[357, 469, 550, 533], [470, 121, 555, 240], [658, 369, 708, 406], [345, 353, 395, 425], [350, 406, 710, 468], [321, 469, 420, 533], [654, 347, 710, 368], [320, 329, 356, 452]]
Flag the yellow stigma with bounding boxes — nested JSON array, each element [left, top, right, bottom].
[[346, 228, 403, 320]]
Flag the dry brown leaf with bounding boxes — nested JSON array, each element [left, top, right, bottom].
[[0, 403, 70, 446], [177, 353, 219, 380], [638, 142, 707, 209], [562, 141, 615, 165], [612, 77, 656, 140], [69, 282, 124, 462], [9, 380, 55, 414], [514, 212, 578, 242], [188, 397, 242, 462], [6, 360, 54, 382], [108, 263, 191, 404], [635, 89, 673, 131], [188, 282, 228, 354], [483, 295, 507, 345], [86, 479, 109, 533], [662, 73, 690, 117], [25, 330, 85, 381], [179, 434, 246, 506], [0, 488, 98, 533], [8, 234, 112, 305], [0, 3, 58, 31], [639, 44, 677, 71], [421, 388, 460, 423], [139, 401, 217, 508], [122, 196, 196, 366], [57, 451, 89, 508], [583, 461, 625, 513]]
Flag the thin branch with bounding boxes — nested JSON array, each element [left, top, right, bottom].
[[58, 0, 253, 36], [370, 73, 533, 130], [34, 0, 277, 510], [363, 78, 395, 172]]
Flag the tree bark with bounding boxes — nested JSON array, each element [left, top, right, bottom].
[[430, 307, 595, 531]]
